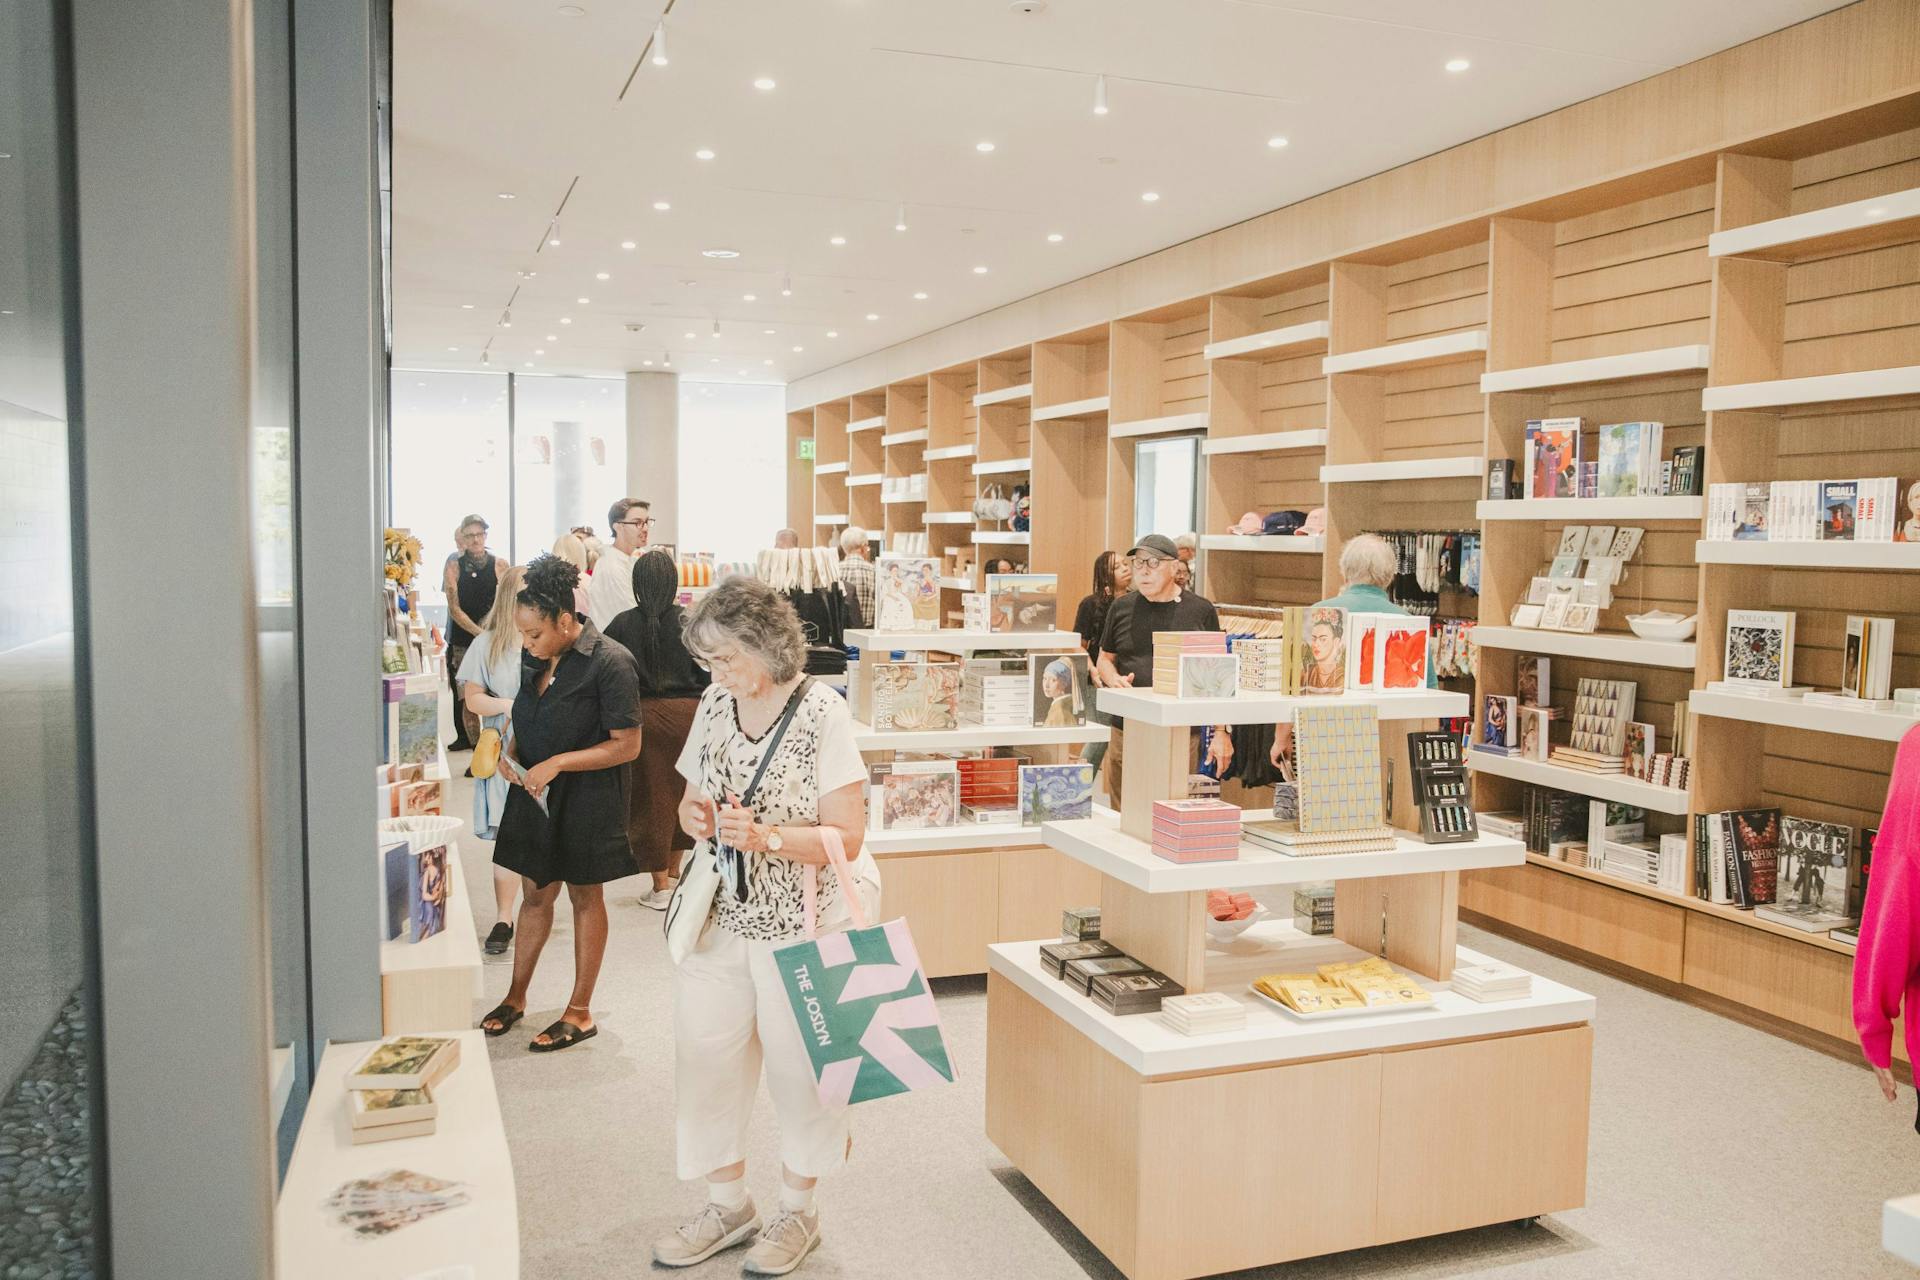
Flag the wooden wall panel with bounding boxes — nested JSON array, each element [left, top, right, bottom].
[[1162, 314, 1209, 416], [1550, 183, 1713, 361], [1260, 280, 1331, 330], [1460, 863, 1687, 981]]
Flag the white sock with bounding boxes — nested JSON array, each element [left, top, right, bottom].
[[778, 1182, 815, 1215], [708, 1177, 749, 1211]]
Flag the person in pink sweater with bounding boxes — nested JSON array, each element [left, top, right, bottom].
[[1854, 723, 1920, 1125]]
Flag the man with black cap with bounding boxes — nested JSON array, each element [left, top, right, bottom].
[[1095, 533, 1222, 800]]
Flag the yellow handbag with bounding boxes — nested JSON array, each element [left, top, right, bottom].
[[471, 727, 502, 779]]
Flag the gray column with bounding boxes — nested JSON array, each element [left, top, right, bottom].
[[552, 418, 588, 537], [626, 370, 680, 544]]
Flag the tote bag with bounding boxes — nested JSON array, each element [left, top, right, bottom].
[[771, 827, 953, 1108]]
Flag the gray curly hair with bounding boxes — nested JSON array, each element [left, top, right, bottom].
[[683, 576, 807, 683]]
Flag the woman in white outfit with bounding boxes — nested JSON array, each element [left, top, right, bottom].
[[656, 577, 868, 1276]]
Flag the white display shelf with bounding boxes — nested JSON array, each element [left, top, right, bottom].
[[1709, 187, 1920, 262], [972, 530, 1031, 545], [1691, 688, 1920, 742], [1695, 539, 1920, 570], [276, 1031, 518, 1280], [1466, 747, 1691, 814], [845, 472, 883, 487], [973, 382, 1034, 408], [987, 928, 1593, 1077], [1198, 534, 1325, 553], [937, 575, 973, 590], [881, 493, 927, 505], [881, 427, 929, 445], [1098, 685, 1468, 726], [814, 513, 849, 525], [845, 627, 1081, 652], [924, 442, 977, 461], [1111, 411, 1208, 439], [1202, 428, 1327, 455], [866, 822, 1046, 856], [1043, 811, 1522, 894], [1885, 1193, 1920, 1268], [1032, 395, 1110, 421], [1203, 320, 1332, 363], [1477, 495, 1704, 521], [972, 456, 1032, 476], [1702, 366, 1920, 412], [924, 510, 974, 524], [813, 460, 849, 475], [1471, 625, 1696, 669], [852, 719, 1109, 752], [380, 837, 482, 991], [1321, 456, 1483, 484], [1479, 345, 1711, 394], [847, 415, 886, 433], [1323, 328, 1488, 376]]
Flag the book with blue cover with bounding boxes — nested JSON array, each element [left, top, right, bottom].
[[1820, 480, 1858, 541], [1019, 763, 1094, 825]]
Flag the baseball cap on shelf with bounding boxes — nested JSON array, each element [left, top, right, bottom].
[[1229, 511, 1264, 535], [1126, 533, 1180, 560], [458, 514, 489, 532]]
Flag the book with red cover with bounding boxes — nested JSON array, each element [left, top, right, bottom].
[[1727, 807, 1781, 908]]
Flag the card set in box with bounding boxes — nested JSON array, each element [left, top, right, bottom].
[[1032, 652, 1091, 726], [985, 573, 1058, 632], [1091, 970, 1183, 1016], [1292, 703, 1384, 833], [873, 556, 942, 631], [877, 760, 960, 830], [1040, 937, 1121, 979], [870, 662, 962, 731], [1150, 797, 1241, 864], [1019, 762, 1094, 825]]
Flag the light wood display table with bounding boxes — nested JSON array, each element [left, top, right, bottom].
[[277, 1031, 518, 1278], [985, 687, 1597, 1280], [847, 627, 1109, 979], [380, 836, 483, 1034]]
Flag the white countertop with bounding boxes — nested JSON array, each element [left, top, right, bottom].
[[1097, 685, 1468, 726], [380, 838, 483, 992], [852, 719, 1110, 752], [988, 923, 1594, 1077], [846, 628, 1081, 652], [1042, 811, 1522, 893], [866, 821, 1047, 856]]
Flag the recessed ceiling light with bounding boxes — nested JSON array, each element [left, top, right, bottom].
[[695, 148, 715, 161], [621, 240, 637, 251], [829, 236, 846, 246], [764, 359, 774, 366], [577, 296, 591, 304], [972, 266, 988, 274], [548, 237, 561, 247], [701, 248, 739, 258], [1865, 206, 1890, 219], [1047, 232, 1064, 243], [535, 349, 546, 355], [710, 357, 720, 363], [792, 345, 804, 353], [913, 291, 929, 300], [684, 331, 696, 339], [558, 4, 585, 15], [652, 201, 670, 212], [827, 330, 839, 338], [596, 271, 610, 281], [525, 362, 533, 367], [1267, 135, 1289, 149], [1445, 58, 1470, 72], [866, 313, 879, 321], [461, 303, 476, 309], [753, 77, 776, 91], [447, 346, 458, 351], [545, 334, 557, 341], [1141, 191, 1160, 202], [975, 141, 996, 153], [743, 293, 756, 302], [643, 359, 654, 366], [0, 153, 13, 160], [497, 192, 516, 199], [764, 328, 776, 335], [560, 317, 572, 324]]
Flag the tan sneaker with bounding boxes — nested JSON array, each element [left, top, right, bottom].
[[652, 1198, 760, 1268], [743, 1208, 820, 1275]]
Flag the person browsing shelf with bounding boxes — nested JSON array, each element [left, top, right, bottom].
[[654, 577, 869, 1276], [458, 563, 528, 954], [587, 496, 653, 629], [1269, 534, 1410, 770], [605, 549, 711, 911], [480, 555, 642, 1052], [1097, 534, 1221, 802], [835, 526, 875, 629], [443, 514, 504, 753], [1854, 723, 1920, 1130], [1073, 550, 1131, 782]]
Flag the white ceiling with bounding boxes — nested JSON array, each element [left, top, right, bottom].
[[391, 0, 1850, 387]]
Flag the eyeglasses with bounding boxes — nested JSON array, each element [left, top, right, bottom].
[[1131, 554, 1170, 570], [616, 517, 656, 529], [691, 648, 741, 673]]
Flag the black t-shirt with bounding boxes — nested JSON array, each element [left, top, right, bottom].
[[1072, 592, 1110, 654], [1099, 589, 1221, 687], [604, 603, 711, 701]]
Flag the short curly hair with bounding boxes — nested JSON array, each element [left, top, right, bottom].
[[683, 576, 806, 683], [518, 553, 581, 622]]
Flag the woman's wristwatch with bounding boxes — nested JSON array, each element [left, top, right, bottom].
[[762, 824, 784, 853]]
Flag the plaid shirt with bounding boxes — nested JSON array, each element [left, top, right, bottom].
[[838, 555, 876, 628]]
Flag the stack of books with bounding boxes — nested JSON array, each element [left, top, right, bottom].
[[1060, 905, 1101, 941], [1706, 476, 1900, 542], [345, 1035, 459, 1146], [1039, 938, 1122, 979], [960, 658, 1030, 727], [1150, 798, 1242, 863], [1064, 954, 1150, 995], [1161, 992, 1246, 1035], [1292, 886, 1334, 936], [1232, 637, 1288, 692], [1242, 818, 1396, 856], [1478, 810, 1525, 841], [1451, 961, 1532, 1003], [957, 754, 1023, 822], [962, 592, 989, 631], [1152, 631, 1235, 698], [1091, 970, 1183, 1016]]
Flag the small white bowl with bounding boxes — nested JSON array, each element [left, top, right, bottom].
[[1625, 611, 1697, 641]]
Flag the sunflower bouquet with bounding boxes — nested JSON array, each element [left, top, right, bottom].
[[384, 528, 424, 589]]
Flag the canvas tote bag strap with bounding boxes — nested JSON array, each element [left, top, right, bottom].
[[803, 824, 871, 939], [739, 676, 813, 810]]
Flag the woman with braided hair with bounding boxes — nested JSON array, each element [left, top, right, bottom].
[[480, 554, 642, 1053]]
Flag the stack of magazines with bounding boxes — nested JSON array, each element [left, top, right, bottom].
[[1450, 961, 1531, 1003], [1161, 991, 1245, 1035]]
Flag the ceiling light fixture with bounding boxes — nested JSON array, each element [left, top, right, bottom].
[[764, 359, 774, 366], [535, 348, 546, 355], [743, 293, 756, 302], [829, 235, 846, 246], [621, 240, 636, 251], [701, 247, 739, 258], [1093, 73, 1109, 115], [710, 357, 720, 363], [1141, 191, 1160, 202], [643, 359, 654, 366], [1046, 232, 1063, 243], [652, 201, 670, 212], [753, 76, 776, 91], [577, 296, 590, 304], [558, 4, 585, 15], [497, 192, 515, 199], [895, 204, 908, 232], [525, 362, 534, 368], [866, 313, 879, 321], [779, 274, 792, 296], [827, 330, 838, 338], [913, 291, 928, 300], [1445, 57, 1470, 72], [975, 140, 996, 153], [792, 345, 803, 353], [650, 18, 668, 65], [548, 236, 561, 247], [447, 345, 458, 351], [684, 331, 696, 339], [461, 303, 476, 309], [560, 317, 572, 324], [545, 334, 557, 341], [763, 328, 775, 335], [500, 309, 512, 327], [596, 271, 610, 280], [972, 265, 988, 274], [1267, 135, 1289, 149], [695, 147, 715, 161], [481, 351, 490, 365]]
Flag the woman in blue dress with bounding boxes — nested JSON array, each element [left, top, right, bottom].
[[458, 563, 527, 955]]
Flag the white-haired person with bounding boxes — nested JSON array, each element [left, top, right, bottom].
[[835, 526, 875, 629], [1270, 533, 1409, 771]]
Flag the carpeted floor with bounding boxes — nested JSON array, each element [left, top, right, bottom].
[[445, 763, 1916, 1279]]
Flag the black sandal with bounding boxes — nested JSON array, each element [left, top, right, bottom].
[[528, 1017, 597, 1053], [480, 1002, 523, 1037], [484, 922, 513, 955]]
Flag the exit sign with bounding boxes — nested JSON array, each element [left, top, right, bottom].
[[797, 437, 815, 461]]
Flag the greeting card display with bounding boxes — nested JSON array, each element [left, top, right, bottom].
[[879, 761, 960, 830], [873, 556, 942, 632], [1019, 763, 1095, 825], [1030, 652, 1091, 726], [985, 573, 1058, 633]]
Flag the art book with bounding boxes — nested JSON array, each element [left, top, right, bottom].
[[1518, 654, 1550, 707], [986, 573, 1059, 633], [1597, 421, 1654, 497], [1843, 615, 1896, 701], [1727, 807, 1781, 908], [1019, 763, 1094, 826], [1292, 703, 1384, 833], [380, 837, 411, 943], [873, 556, 942, 631], [1376, 616, 1430, 690], [880, 761, 960, 830], [1758, 818, 1853, 930], [1622, 722, 1655, 780], [1348, 614, 1384, 691], [1820, 480, 1859, 541], [1030, 652, 1091, 726], [346, 1036, 460, 1091], [1526, 418, 1582, 499], [1723, 610, 1795, 688], [1178, 652, 1240, 699], [413, 841, 449, 943], [1518, 706, 1550, 761], [1480, 694, 1517, 751], [1296, 606, 1348, 695], [392, 673, 440, 767], [1734, 483, 1770, 540], [870, 662, 962, 732]]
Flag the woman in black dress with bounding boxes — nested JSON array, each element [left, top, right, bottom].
[[481, 555, 642, 1053], [1072, 550, 1130, 781]]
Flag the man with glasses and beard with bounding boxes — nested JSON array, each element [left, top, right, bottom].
[[587, 496, 654, 630], [1095, 533, 1221, 801]]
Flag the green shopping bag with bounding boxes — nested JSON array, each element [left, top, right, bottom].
[[772, 828, 955, 1107]]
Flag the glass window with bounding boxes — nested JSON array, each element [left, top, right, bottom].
[[512, 374, 626, 561], [1133, 434, 1202, 545], [678, 380, 786, 564], [389, 371, 511, 613]]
